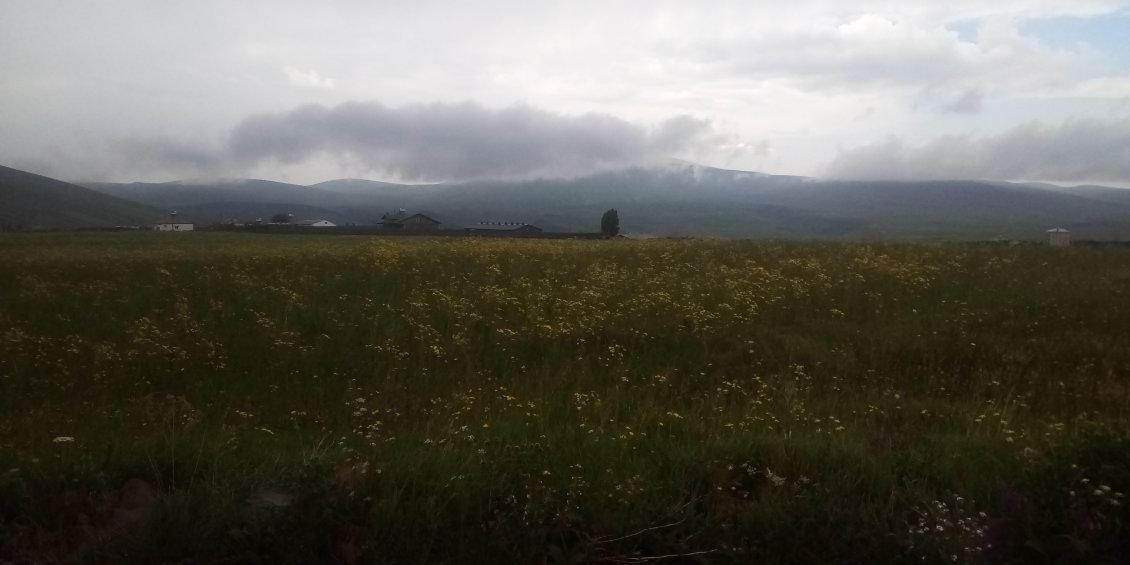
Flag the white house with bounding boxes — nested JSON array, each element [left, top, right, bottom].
[[1046, 228, 1070, 247], [296, 219, 336, 227], [154, 222, 194, 232], [154, 211, 193, 231]]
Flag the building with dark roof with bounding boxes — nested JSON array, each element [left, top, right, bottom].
[[380, 210, 441, 231], [465, 221, 543, 235]]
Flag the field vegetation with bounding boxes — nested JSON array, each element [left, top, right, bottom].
[[1, 233, 1128, 564]]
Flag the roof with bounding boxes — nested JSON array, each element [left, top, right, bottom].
[[466, 222, 540, 231], [295, 219, 334, 225], [381, 211, 440, 224], [155, 211, 195, 224], [1046, 228, 1070, 233]]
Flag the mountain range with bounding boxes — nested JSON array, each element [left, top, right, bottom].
[[3, 162, 1130, 239]]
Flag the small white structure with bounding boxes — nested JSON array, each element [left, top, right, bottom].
[[1046, 228, 1071, 246], [154, 222, 194, 231], [154, 211, 193, 232], [296, 219, 336, 227], [1046, 228, 1071, 247]]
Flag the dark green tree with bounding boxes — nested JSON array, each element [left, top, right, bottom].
[[601, 209, 620, 237], [271, 213, 292, 224]]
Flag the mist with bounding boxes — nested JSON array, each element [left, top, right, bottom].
[[826, 117, 1130, 184]]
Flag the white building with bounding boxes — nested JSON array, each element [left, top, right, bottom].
[[296, 219, 336, 227], [1046, 228, 1071, 247], [154, 223, 194, 232]]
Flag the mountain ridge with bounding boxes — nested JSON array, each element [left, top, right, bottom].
[[13, 162, 1130, 238], [0, 165, 162, 230]]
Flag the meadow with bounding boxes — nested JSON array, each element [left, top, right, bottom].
[[0, 233, 1127, 564]]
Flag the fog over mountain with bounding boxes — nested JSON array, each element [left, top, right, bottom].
[[826, 117, 1130, 185]]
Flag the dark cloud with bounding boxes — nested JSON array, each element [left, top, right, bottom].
[[826, 117, 1130, 184], [229, 101, 715, 181]]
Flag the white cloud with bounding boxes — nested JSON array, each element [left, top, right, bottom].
[[654, 13, 1086, 100], [1060, 75, 1130, 98], [283, 66, 336, 89]]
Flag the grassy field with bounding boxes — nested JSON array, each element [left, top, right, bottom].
[[1, 233, 1128, 564]]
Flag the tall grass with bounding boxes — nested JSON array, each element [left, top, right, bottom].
[[1, 233, 1127, 563]]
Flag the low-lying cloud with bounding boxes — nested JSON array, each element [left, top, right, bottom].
[[228, 101, 715, 181], [826, 117, 1130, 184]]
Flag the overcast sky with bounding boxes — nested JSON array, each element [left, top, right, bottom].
[[2, 1, 1129, 185]]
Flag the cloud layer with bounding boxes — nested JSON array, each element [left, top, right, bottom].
[[228, 101, 715, 181], [3, 1, 1129, 183], [826, 117, 1130, 183]]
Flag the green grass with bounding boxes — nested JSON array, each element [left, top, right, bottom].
[[1, 232, 1128, 564]]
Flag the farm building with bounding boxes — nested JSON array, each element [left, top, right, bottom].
[[296, 219, 336, 227], [154, 211, 194, 231], [154, 222, 194, 232], [465, 222, 543, 235], [1046, 228, 1071, 247], [381, 210, 441, 231]]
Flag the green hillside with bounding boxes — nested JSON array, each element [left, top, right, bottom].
[[0, 166, 161, 230]]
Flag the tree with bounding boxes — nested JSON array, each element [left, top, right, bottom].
[[601, 209, 620, 237], [271, 213, 292, 224]]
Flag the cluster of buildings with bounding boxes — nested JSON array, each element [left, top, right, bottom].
[[153, 209, 545, 236], [151, 211, 1076, 245], [378, 210, 542, 235]]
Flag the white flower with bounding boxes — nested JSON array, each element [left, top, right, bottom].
[[765, 468, 786, 487], [52, 436, 75, 443]]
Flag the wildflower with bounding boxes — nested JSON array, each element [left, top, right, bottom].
[[52, 436, 75, 443], [766, 468, 786, 487]]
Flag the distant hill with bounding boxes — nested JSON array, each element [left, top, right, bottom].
[[0, 165, 161, 230], [312, 178, 425, 195], [1023, 182, 1130, 208], [83, 178, 344, 209], [79, 163, 1130, 239]]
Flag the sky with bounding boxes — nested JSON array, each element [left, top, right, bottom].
[[2, 0, 1129, 185]]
